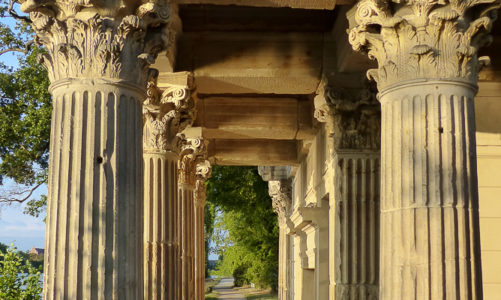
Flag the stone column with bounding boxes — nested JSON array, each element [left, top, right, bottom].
[[268, 180, 292, 300], [348, 0, 498, 298], [178, 138, 208, 300], [22, 1, 171, 298], [194, 160, 212, 300], [314, 86, 381, 299], [143, 76, 195, 300]]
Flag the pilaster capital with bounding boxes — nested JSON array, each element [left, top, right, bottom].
[[194, 160, 212, 207], [347, 0, 499, 91], [143, 73, 196, 154], [268, 180, 292, 219], [22, 0, 173, 86], [178, 138, 208, 187], [314, 85, 380, 151]]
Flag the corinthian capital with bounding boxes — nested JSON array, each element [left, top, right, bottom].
[[194, 160, 211, 206], [348, 0, 499, 91], [178, 138, 208, 187], [21, 0, 173, 85], [268, 180, 292, 219], [314, 85, 380, 150], [143, 73, 195, 153]]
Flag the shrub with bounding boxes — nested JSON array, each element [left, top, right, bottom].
[[0, 245, 43, 300]]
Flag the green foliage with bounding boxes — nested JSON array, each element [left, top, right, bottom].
[[0, 2, 51, 215], [0, 244, 43, 300], [207, 166, 278, 290]]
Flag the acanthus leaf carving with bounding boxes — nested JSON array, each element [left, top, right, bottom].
[[268, 180, 292, 220], [178, 138, 208, 187], [314, 84, 380, 151], [348, 0, 499, 91], [142, 72, 196, 153], [22, 0, 173, 86], [194, 160, 212, 207]]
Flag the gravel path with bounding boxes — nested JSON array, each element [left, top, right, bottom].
[[213, 278, 246, 300]]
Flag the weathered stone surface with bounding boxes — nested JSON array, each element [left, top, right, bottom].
[[209, 139, 298, 166], [348, 0, 499, 91], [43, 81, 144, 300], [143, 75, 196, 300], [177, 137, 208, 300], [377, 81, 483, 299]]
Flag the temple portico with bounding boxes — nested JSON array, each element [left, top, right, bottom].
[[22, 0, 501, 299]]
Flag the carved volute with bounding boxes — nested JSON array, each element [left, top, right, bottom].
[[348, 0, 499, 91], [194, 159, 212, 206], [314, 84, 380, 151], [178, 138, 208, 187], [21, 0, 172, 86], [143, 73, 196, 153]]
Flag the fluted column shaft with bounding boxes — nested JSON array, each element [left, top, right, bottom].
[[379, 81, 482, 299], [144, 150, 179, 300], [142, 76, 195, 299], [179, 182, 196, 300], [278, 218, 290, 299], [194, 198, 206, 300], [44, 81, 143, 299], [334, 152, 380, 299], [194, 160, 211, 300]]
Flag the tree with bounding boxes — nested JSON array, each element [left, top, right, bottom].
[[0, 0, 51, 216], [206, 166, 279, 289], [0, 244, 43, 299]]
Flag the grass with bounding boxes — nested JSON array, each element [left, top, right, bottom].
[[204, 277, 221, 300], [234, 286, 278, 300]]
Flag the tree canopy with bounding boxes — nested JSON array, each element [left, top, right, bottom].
[[0, 1, 51, 216], [206, 166, 278, 289]]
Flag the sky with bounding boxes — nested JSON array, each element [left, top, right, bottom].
[[0, 14, 47, 252]]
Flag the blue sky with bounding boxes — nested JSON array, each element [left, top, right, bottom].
[[0, 14, 46, 252]]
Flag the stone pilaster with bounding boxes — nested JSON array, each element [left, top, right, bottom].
[[178, 138, 208, 300], [348, 0, 499, 297], [22, 0, 171, 298], [194, 160, 212, 300], [314, 85, 381, 299], [143, 74, 195, 300], [268, 180, 292, 300]]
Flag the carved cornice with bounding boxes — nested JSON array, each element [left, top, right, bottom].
[[194, 160, 212, 207], [21, 0, 172, 86], [314, 85, 380, 151], [268, 180, 292, 221], [178, 138, 208, 187], [143, 73, 195, 153], [348, 0, 499, 91]]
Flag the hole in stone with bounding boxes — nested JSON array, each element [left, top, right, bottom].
[[439, 127, 444, 134], [96, 156, 103, 164]]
